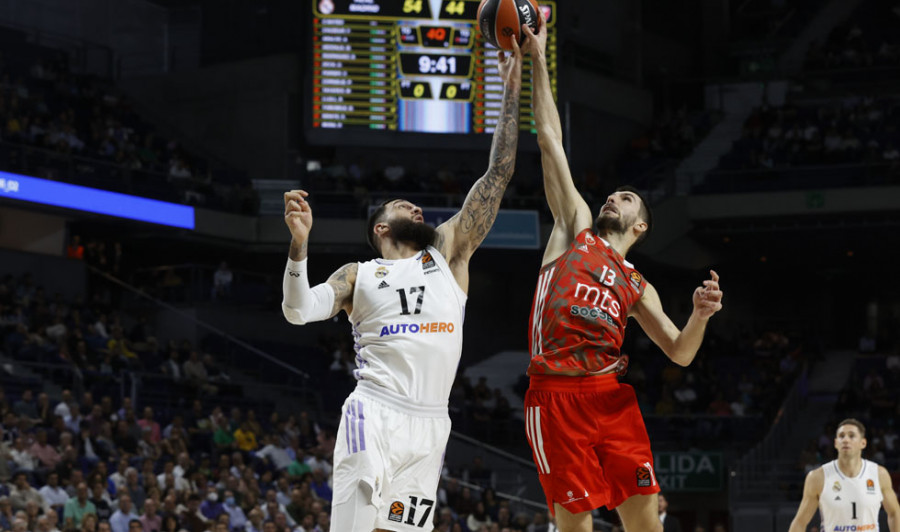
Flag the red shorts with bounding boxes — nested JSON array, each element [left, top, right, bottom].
[[524, 374, 660, 515]]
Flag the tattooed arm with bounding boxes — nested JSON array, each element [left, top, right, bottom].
[[324, 262, 357, 316], [282, 190, 357, 323], [434, 40, 524, 275]]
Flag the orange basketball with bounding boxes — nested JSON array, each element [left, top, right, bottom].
[[476, 0, 541, 51]]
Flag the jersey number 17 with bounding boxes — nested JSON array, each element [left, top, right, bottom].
[[397, 286, 425, 315]]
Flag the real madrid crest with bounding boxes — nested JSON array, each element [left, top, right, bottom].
[[832, 481, 841, 492], [375, 266, 389, 278]]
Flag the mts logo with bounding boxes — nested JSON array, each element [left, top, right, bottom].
[[574, 283, 621, 318]]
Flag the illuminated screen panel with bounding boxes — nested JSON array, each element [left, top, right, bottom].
[[0, 171, 195, 229], [308, 0, 558, 145]]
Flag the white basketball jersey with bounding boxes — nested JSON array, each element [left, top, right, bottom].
[[349, 246, 467, 407], [819, 459, 883, 531]]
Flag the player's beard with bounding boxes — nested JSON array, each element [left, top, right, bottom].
[[387, 218, 436, 251], [593, 212, 632, 238]]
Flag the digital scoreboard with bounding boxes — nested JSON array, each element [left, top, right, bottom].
[[307, 0, 558, 147]]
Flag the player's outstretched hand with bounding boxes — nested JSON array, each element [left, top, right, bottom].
[[520, 6, 547, 56], [692, 270, 723, 320], [498, 31, 524, 86], [284, 189, 313, 243]]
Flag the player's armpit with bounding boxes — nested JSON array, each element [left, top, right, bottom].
[[326, 262, 358, 316]]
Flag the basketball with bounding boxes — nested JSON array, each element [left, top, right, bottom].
[[476, 0, 541, 51]]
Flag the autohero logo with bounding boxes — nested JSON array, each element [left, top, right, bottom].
[[379, 322, 455, 337], [832, 526, 876, 531]]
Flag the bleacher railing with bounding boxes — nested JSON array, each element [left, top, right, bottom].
[[728, 363, 810, 505], [88, 266, 317, 407]]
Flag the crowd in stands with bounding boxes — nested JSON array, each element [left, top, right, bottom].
[[803, 0, 900, 72], [0, 52, 196, 181], [619, 107, 718, 182], [805, 24, 900, 71], [801, 343, 900, 474], [302, 104, 716, 221], [1, 267, 568, 532], [713, 96, 900, 186], [0, 41, 256, 214], [300, 153, 546, 219]]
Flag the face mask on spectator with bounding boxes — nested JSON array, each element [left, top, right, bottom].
[[225, 497, 235, 507], [207, 493, 218, 502]]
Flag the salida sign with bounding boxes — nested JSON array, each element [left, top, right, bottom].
[[653, 452, 723, 492]]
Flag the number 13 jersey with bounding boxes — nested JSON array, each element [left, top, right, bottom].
[[349, 246, 467, 406], [528, 229, 646, 377]]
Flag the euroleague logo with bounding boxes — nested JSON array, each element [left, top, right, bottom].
[[629, 271, 642, 289], [388, 501, 404, 523], [636, 465, 652, 487]]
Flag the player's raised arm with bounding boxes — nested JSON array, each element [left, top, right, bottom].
[[433, 38, 523, 265], [880, 465, 900, 532], [631, 271, 724, 366], [789, 467, 824, 532], [520, 11, 592, 263], [281, 190, 357, 324]]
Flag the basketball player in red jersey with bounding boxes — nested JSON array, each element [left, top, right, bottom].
[[520, 12, 724, 532]]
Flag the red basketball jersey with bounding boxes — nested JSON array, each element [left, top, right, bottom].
[[528, 229, 646, 376]]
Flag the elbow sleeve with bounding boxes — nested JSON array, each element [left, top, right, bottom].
[[281, 258, 336, 325]]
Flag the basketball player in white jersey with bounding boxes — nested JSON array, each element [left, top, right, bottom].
[[280, 41, 525, 532], [789, 418, 900, 532]]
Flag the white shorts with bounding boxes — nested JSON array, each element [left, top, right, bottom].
[[331, 381, 450, 531]]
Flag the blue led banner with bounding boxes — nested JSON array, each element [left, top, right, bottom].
[[0, 171, 195, 230]]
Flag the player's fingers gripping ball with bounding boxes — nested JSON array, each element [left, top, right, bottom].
[[477, 0, 541, 51]]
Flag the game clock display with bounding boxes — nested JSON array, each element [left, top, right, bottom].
[[308, 0, 557, 145]]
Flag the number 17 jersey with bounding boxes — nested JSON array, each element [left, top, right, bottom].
[[348, 246, 467, 407]]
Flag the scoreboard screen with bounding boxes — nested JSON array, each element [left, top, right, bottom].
[[306, 0, 558, 148]]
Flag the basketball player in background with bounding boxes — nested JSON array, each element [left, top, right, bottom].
[[520, 10, 724, 532], [280, 41, 525, 532], [789, 418, 900, 532]]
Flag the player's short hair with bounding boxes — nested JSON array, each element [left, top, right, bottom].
[[615, 185, 653, 245], [366, 199, 402, 252], [836, 418, 866, 438]]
